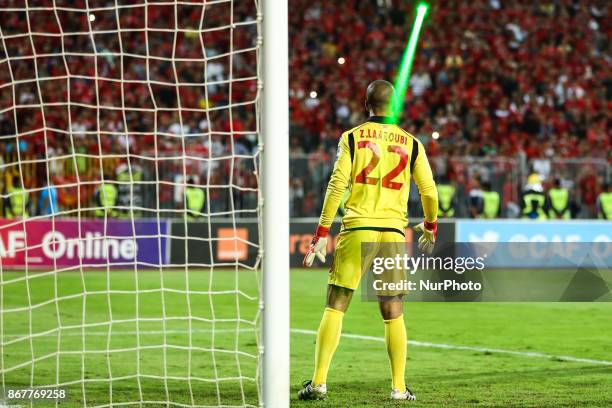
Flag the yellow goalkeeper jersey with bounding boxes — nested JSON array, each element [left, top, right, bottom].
[[319, 116, 438, 232]]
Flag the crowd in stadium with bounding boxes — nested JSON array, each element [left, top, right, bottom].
[[288, 0, 610, 219], [0, 1, 259, 218], [0, 0, 610, 219]]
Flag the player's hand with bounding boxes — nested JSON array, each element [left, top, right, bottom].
[[413, 220, 437, 254], [303, 226, 329, 267]]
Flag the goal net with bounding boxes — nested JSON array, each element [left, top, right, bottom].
[[0, 0, 272, 406]]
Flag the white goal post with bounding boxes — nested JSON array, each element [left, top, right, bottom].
[[261, 0, 290, 406]]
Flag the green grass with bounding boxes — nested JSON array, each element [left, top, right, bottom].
[[1, 269, 611, 407], [1, 268, 260, 407]]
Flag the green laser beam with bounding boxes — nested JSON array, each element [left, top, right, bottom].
[[390, 2, 429, 124]]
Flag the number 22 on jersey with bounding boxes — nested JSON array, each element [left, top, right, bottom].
[[354, 141, 408, 190]]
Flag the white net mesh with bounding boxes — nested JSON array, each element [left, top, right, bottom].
[[0, 0, 262, 406]]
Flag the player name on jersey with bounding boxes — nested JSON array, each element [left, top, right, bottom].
[[358, 127, 409, 145]]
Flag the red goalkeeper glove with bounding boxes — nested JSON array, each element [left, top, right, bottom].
[[413, 220, 437, 254], [303, 225, 329, 267]]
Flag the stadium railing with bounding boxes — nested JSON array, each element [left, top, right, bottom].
[[0, 153, 608, 219]]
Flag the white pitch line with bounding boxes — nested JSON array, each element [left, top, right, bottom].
[[4, 328, 612, 366], [292, 328, 612, 366]]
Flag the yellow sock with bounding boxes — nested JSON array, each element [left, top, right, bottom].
[[384, 315, 407, 391], [312, 307, 344, 386]]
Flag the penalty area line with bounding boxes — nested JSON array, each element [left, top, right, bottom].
[[291, 328, 612, 366]]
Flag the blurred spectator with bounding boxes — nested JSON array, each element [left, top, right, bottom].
[[436, 176, 457, 218], [4, 175, 30, 219], [468, 176, 484, 218], [290, 178, 305, 216], [597, 183, 612, 220], [94, 178, 118, 218], [409, 69, 432, 98], [547, 178, 570, 219], [185, 177, 205, 219], [520, 178, 548, 220], [38, 182, 58, 216], [116, 163, 143, 218], [482, 181, 501, 219]]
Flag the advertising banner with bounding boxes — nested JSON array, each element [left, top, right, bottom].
[[0, 219, 168, 268], [168, 219, 455, 268], [2, 217, 457, 269], [455, 220, 612, 268], [169, 221, 259, 268], [456, 220, 611, 243]]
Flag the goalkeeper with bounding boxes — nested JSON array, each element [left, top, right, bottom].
[[298, 80, 438, 401]]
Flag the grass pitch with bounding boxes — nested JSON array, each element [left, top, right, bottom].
[[1, 268, 611, 407]]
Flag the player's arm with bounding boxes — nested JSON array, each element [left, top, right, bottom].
[[411, 140, 439, 253], [303, 134, 352, 267], [319, 135, 352, 227]]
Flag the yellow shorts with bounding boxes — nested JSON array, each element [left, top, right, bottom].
[[328, 228, 406, 292]]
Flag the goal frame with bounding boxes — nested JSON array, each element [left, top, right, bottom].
[[261, 0, 290, 407]]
